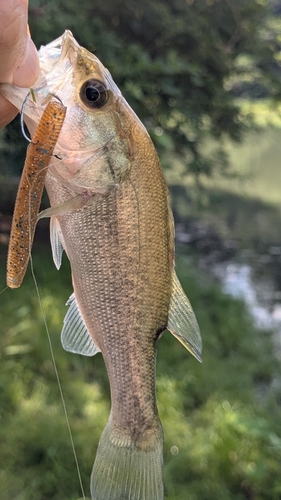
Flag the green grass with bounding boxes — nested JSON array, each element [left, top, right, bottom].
[[1, 243, 281, 500]]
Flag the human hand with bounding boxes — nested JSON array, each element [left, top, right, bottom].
[[0, 0, 39, 127]]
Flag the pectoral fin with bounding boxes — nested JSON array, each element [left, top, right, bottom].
[[61, 293, 100, 356], [50, 216, 64, 270], [168, 270, 202, 362], [37, 192, 93, 220]]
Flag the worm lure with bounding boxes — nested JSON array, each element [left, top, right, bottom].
[[7, 99, 66, 288]]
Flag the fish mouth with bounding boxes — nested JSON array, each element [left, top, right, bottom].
[[35, 30, 79, 100], [0, 31, 79, 118], [38, 30, 79, 77]]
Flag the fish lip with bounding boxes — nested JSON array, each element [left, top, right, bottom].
[[34, 30, 79, 99]]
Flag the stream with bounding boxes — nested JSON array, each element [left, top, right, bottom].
[[176, 220, 281, 359]]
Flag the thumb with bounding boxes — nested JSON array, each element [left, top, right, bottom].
[[12, 34, 39, 87], [0, 0, 39, 86]]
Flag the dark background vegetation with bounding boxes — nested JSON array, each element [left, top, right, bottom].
[[1, 1, 281, 499], [1, 0, 281, 179]]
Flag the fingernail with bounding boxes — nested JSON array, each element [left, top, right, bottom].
[[12, 36, 39, 88]]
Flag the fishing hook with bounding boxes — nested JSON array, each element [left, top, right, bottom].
[[20, 91, 65, 147], [20, 91, 32, 142]]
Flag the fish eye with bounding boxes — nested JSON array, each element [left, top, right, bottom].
[[79, 79, 109, 109]]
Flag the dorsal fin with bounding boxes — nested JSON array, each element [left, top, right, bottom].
[[61, 293, 100, 356], [167, 270, 202, 362]]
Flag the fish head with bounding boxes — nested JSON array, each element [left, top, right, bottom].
[[1, 31, 144, 189]]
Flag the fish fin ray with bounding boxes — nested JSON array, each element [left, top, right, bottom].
[[38, 193, 93, 220], [168, 270, 202, 362], [91, 421, 164, 500], [50, 216, 64, 270], [61, 293, 100, 356]]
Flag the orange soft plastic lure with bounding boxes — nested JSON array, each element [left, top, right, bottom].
[[7, 100, 66, 288]]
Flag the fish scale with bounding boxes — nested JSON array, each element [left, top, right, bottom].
[[53, 169, 169, 435]]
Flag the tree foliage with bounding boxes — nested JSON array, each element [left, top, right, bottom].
[[2, 0, 281, 179]]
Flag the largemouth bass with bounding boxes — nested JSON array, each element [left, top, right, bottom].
[[1, 31, 202, 500]]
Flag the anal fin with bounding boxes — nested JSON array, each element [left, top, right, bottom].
[[168, 270, 202, 362], [61, 293, 100, 356]]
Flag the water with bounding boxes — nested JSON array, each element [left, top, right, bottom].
[[213, 261, 281, 357], [213, 262, 277, 330], [176, 221, 281, 358]]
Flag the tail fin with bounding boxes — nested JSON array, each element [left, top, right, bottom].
[[91, 420, 164, 500]]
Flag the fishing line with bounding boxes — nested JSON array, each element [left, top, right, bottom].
[[29, 258, 86, 500], [20, 92, 32, 142], [19, 99, 86, 499], [20, 91, 64, 143]]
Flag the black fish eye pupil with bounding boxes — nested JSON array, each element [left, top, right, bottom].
[[80, 79, 109, 109], [86, 86, 100, 102]]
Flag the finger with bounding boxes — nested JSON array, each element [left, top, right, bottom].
[[0, 0, 29, 83], [0, 1, 39, 126], [0, 0, 39, 87], [12, 35, 39, 87]]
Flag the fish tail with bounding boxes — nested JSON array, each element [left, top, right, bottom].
[[91, 419, 164, 500]]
